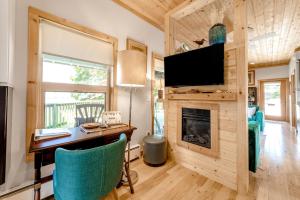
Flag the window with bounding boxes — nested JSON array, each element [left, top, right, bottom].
[[42, 54, 110, 128], [26, 8, 118, 160], [42, 54, 109, 86]]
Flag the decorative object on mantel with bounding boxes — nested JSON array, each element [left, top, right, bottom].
[[175, 43, 191, 54], [208, 3, 228, 45], [209, 23, 226, 45], [248, 70, 255, 86], [194, 39, 207, 47]]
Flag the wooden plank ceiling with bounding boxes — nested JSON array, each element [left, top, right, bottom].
[[114, 0, 300, 68]]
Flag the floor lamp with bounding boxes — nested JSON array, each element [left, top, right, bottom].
[[117, 50, 147, 191]]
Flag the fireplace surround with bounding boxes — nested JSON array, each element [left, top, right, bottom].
[[182, 108, 211, 148], [177, 103, 219, 157]]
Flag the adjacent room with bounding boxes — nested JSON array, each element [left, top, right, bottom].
[[0, 0, 299, 200]]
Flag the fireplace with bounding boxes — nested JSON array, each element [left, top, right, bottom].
[[182, 108, 211, 148], [177, 103, 219, 157]]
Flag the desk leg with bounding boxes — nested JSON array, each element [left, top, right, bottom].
[[34, 153, 42, 200], [125, 142, 134, 194]]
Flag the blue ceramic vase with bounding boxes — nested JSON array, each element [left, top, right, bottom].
[[209, 23, 226, 45]]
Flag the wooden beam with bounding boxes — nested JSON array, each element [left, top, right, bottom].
[[165, 15, 176, 55], [234, 0, 249, 194], [167, 0, 216, 20], [249, 60, 290, 69], [112, 0, 164, 31]]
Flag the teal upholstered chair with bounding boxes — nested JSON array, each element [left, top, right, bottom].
[[248, 105, 265, 132], [248, 121, 260, 172], [53, 134, 127, 200]]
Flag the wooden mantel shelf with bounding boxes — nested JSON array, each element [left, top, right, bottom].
[[167, 92, 237, 101]]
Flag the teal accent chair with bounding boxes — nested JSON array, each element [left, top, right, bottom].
[[248, 121, 260, 172], [53, 134, 127, 200], [248, 105, 265, 132]]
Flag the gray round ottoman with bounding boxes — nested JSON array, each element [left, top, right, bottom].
[[143, 135, 167, 166]]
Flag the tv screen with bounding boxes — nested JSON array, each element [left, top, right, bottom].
[[164, 43, 224, 87]]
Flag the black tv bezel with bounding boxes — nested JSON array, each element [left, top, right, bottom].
[[164, 43, 224, 87]]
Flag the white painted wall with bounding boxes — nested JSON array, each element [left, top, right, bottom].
[[0, 0, 164, 195], [254, 65, 289, 86], [0, 0, 15, 86]]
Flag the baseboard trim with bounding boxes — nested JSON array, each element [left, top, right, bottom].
[[0, 183, 34, 199]]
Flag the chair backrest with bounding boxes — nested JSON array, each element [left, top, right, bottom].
[[54, 134, 127, 200], [75, 104, 105, 126]]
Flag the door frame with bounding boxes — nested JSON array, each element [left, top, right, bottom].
[[259, 78, 289, 121], [151, 52, 164, 134], [290, 73, 297, 127]]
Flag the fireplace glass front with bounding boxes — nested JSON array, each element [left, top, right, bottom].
[[182, 108, 211, 148]]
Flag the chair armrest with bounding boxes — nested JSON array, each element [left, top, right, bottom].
[[255, 111, 265, 132], [248, 123, 260, 172]]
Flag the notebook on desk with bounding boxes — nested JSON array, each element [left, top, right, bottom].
[[34, 128, 71, 141]]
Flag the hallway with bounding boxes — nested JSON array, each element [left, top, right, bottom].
[[251, 121, 300, 199]]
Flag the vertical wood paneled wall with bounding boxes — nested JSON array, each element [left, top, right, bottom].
[[166, 46, 239, 190], [164, 0, 248, 193]]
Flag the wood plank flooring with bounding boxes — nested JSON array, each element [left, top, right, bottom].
[[118, 160, 238, 200], [118, 121, 300, 200], [2, 121, 299, 200], [248, 121, 300, 200]]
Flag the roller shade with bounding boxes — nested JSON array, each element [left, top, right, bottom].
[[40, 20, 113, 66]]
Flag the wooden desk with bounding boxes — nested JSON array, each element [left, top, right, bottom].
[[29, 125, 137, 200]]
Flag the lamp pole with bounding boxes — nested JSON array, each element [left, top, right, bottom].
[[129, 87, 133, 127]]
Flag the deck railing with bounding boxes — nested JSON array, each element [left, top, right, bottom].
[[45, 102, 101, 128]]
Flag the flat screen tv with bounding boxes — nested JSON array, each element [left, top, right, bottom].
[[164, 43, 224, 87]]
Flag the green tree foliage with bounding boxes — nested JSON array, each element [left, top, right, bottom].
[[71, 65, 107, 101]]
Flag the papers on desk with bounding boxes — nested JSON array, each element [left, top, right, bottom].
[[34, 128, 71, 141]]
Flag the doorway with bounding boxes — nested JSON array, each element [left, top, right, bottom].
[[259, 79, 289, 121], [290, 74, 297, 128], [151, 53, 164, 135]]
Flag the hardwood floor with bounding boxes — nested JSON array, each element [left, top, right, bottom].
[[248, 121, 300, 200], [2, 121, 299, 200], [118, 121, 300, 200], [118, 160, 238, 200]]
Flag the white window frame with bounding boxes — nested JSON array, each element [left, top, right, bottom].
[[40, 54, 111, 127]]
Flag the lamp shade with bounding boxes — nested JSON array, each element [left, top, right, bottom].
[[117, 50, 147, 87]]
